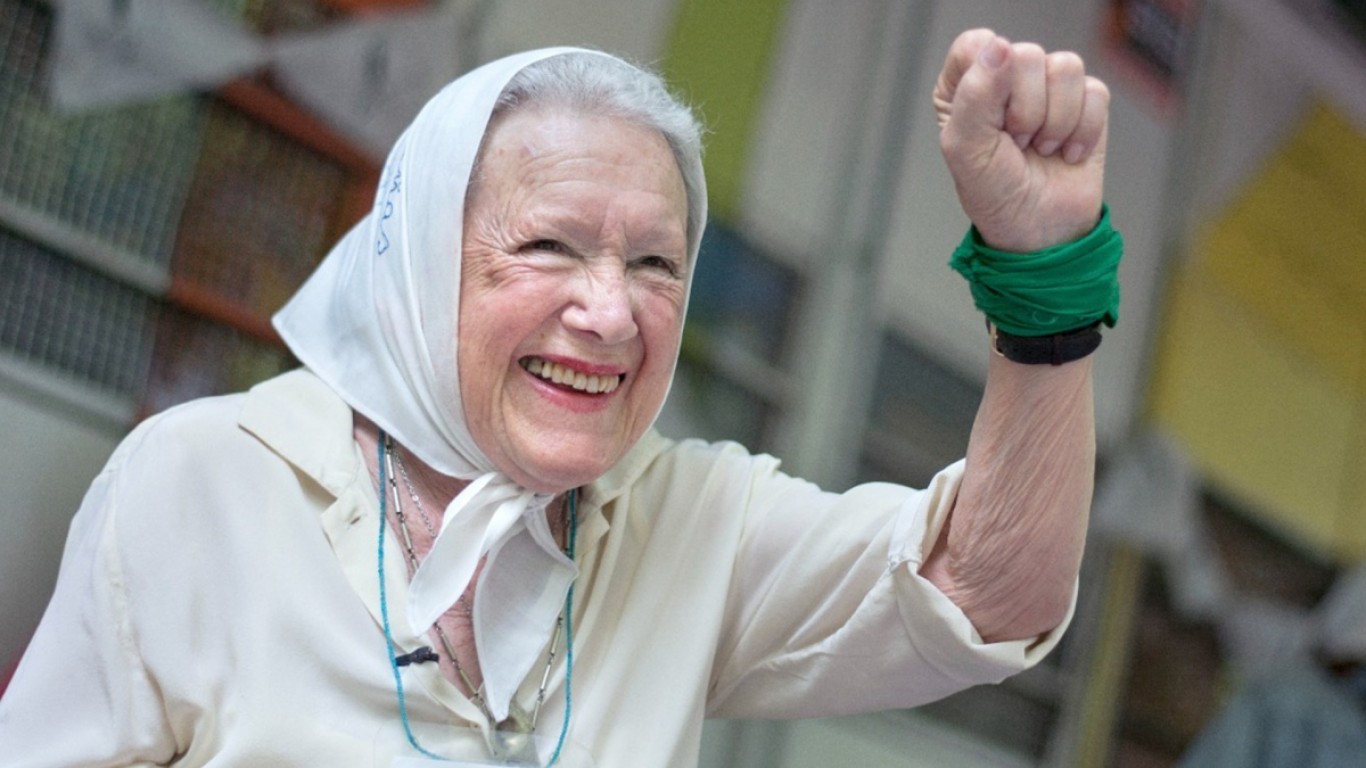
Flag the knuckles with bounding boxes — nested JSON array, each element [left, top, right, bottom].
[[1044, 50, 1086, 78]]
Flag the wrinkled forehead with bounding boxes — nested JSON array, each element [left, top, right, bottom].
[[465, 108, 691, 259], [394, 48, 704, 268], [465, 103, 684, 204]]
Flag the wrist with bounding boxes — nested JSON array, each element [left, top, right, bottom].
[[950, 204, 1123, 337], [975, 208, 1103, 254], [989, 320, 1102, 365]]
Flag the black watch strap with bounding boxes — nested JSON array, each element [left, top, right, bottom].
[[989, 321, 1102, 365]]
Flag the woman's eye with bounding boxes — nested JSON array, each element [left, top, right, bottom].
[[636, 255, 681, 276], [525, 239, 565, 253]]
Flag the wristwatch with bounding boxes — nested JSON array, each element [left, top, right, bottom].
[[988, 320, 1102, 365]]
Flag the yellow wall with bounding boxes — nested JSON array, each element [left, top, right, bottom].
[[662, 0, 788, 223], [1151, 102, 1366, 560]]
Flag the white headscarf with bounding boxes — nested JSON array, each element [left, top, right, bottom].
[[273, 47, 706, 719]]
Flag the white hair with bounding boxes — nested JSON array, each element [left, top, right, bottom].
[[475, 51, 707, 255]]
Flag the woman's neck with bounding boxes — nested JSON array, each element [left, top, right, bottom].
[[352, 413, 571, 550], [352, 413, 468, 512]]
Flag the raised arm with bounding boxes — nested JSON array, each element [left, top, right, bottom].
[[919, 30, 1115, 642]]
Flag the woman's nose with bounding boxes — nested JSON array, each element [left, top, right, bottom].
[[561, 269, 638, 345]]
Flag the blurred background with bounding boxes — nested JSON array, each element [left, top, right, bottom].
[[2, 0, 1364, 765]]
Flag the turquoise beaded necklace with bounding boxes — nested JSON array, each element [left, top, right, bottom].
[[376, 431, 576, 765]]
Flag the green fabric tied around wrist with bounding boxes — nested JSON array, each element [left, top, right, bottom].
[[949, 204, 1123, 337]]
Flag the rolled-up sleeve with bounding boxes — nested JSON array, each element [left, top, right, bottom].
[[705, 454, 1073, 719]]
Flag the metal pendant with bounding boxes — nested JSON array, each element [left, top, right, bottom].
[[487, 728, 538, 764], [484, 702, 540, 765]]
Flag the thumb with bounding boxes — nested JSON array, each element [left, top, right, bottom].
[[933, 28, 996, 127], [940, 35, 1013, 153]]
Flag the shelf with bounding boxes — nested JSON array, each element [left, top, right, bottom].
[[165, 280, 282, 347], [0, 197, 169, 295], [217, 78, 380, 177], [0, 349, 137, 429]]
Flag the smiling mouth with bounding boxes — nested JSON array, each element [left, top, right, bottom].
[[520, 357, 623, 394]]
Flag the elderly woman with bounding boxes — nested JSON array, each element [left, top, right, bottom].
[[0, 29, 1117, 767]]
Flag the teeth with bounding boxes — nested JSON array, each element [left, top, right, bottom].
[[523, 358, 620, 394]]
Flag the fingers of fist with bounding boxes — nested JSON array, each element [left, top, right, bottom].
[[1009, 48, 1109, 163], [938, 30, 1110, 167]]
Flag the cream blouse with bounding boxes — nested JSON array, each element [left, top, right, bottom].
[[0, 370, 1070, 767]]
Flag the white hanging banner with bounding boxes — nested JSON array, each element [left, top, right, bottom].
[[1092, 429, 1230, 621], [49, 0, 267, 112], [1217, 595, 1314, 673], [1092, 429, 1202, 553], [268, 2, 468, 158], [1316, 563, 1366, 663]]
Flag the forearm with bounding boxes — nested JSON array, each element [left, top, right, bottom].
[[921, 349, 1095, 642]]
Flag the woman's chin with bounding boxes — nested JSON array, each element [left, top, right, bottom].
[[484, 406, 655, 492], [500, 443, 622, 494]]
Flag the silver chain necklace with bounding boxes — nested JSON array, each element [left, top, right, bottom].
[[391, 443, 473, 620], [382, 435, 566, 759]]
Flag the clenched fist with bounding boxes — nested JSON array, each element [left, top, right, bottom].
[[934, 29, 1110, 254]]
